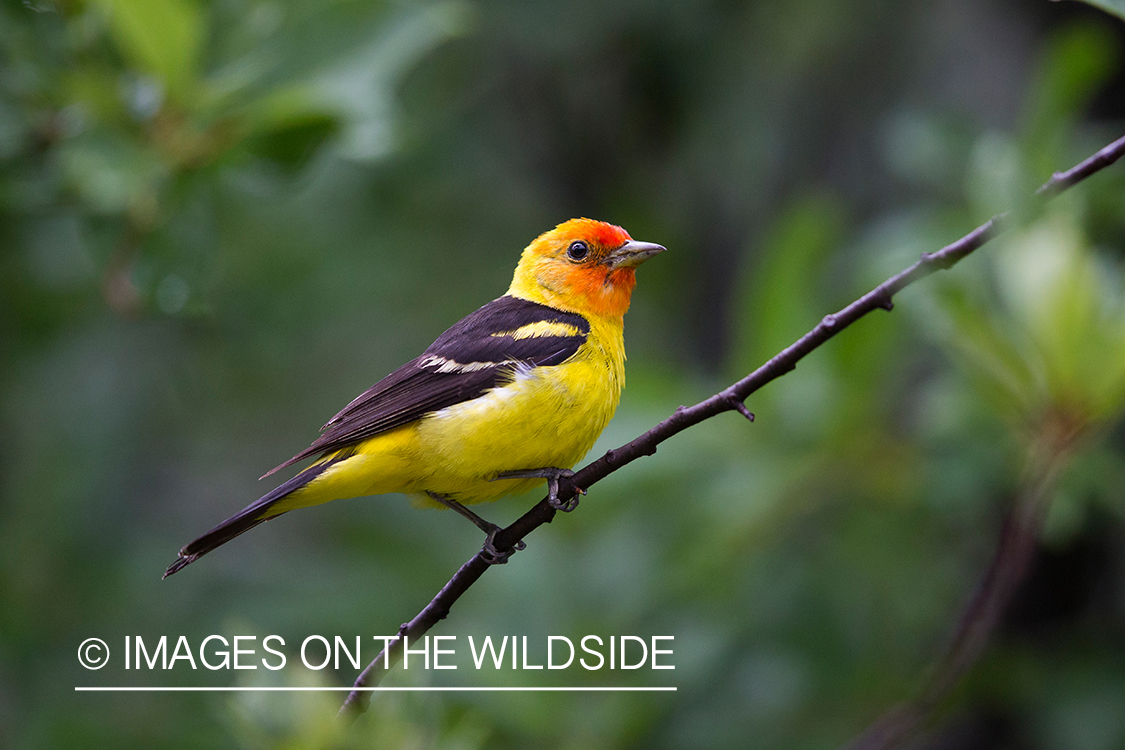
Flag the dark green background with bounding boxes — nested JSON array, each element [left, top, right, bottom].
[[3, 0, 1125, 747]]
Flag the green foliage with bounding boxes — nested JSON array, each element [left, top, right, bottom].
[[93, 0, 205, 102], [226, 671, 491, 750], [928, 204, 1125, 434], [733, 193, 848, 378], [3, 1, 1125, 749], [1023, 21, 1121, 177]]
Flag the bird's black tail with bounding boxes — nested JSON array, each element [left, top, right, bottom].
[[163, 457, 340, 578]]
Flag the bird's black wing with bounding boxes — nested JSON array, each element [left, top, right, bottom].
[[264, 296, 590, 476]]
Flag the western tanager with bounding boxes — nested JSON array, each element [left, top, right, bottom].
[[164, 218, 664, 577]]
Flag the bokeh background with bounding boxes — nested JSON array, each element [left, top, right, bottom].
[[4, 0, 1125, 747]]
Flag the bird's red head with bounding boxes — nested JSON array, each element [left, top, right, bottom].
[[509, 218, 665, 319]]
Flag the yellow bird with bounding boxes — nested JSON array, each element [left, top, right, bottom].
[[164, 218, 664, 577]]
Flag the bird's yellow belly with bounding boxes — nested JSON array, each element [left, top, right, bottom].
[[410, 357, 620, 504]]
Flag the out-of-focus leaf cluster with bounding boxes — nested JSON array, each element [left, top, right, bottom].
[[928, 203, 1125, 438], [2, 1, 1125, 749], [917, 22, 1125, 436], [0, 0, 467, 318]]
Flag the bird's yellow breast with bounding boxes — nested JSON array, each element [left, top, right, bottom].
[[411, 314, 625, 504]]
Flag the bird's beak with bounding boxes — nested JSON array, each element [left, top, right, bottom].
[[603, 240, 666, 269]]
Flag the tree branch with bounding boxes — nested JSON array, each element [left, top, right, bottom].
[[841, 423, 1077, 750], [340, 132, 1125, 721]]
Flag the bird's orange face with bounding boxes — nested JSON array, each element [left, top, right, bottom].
[[512, 218, 665, 319]]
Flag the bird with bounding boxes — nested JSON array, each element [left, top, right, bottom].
[[163, 218, 664, 578]]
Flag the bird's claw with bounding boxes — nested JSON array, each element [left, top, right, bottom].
[[493, 467, 583, 512], [480, 526, 526, 565], [543, 469, 584, 512], [548, 475, 583, 512]]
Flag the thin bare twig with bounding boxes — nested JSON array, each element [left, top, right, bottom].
[[340, 133, 1125, 720], [842, 419, 1079, 750]]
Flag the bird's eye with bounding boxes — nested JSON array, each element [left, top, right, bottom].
[[567, 241, 590, 262]]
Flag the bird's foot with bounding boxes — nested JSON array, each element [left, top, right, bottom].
[[481, 527, 526, 565], [427, 491, 524, 565], [493, 467, 585, 512]]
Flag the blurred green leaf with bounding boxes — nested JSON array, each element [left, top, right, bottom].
[[930, 200, 1125, 435], [1023, 21, 1120, 173], [240, 108, 340, 171], [58, 132, 167, 214], [732, 193, 847, 376], [62, 68, 129, 126], [996, 205, 1125, 423], [223, 81, 344, 173], [930, 282, 1041, 421], [93, 0, 204, 102]]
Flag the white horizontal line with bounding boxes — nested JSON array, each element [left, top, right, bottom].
[[75, 686, 676, 692]]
